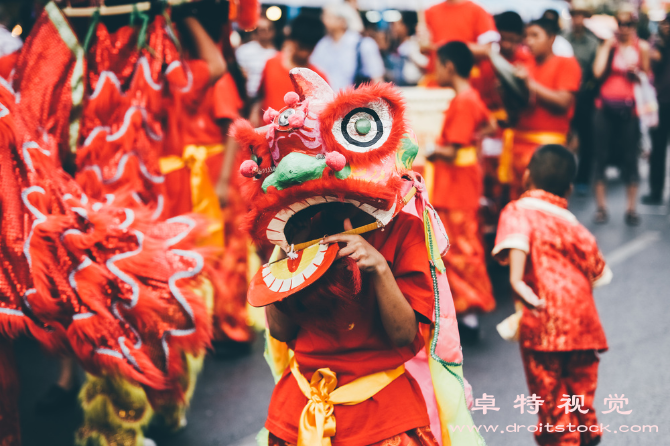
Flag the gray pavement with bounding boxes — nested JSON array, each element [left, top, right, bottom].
[[14, 175, 670, 446]]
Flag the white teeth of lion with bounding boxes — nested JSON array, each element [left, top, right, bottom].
[[304, 196, 326, 206], [275, 208, 295, 222], [347, 199, 361, 207], [376, 202, 397, 225], [324, 196, 338, 202], [267, 218, 285, 234], [287, 202, 308, 213], [358, 203, 377, 216]]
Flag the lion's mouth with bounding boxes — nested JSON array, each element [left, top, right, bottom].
[[266, 196, 397, 252]]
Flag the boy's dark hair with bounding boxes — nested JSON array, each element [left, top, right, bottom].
[[528, 17, 559, 36], [288, 14, 326, 49], [401, 11, 419, 36], [528, 144, 577, 197], [542, 9, 560, 24], [495, 11, 524, 35], [436, 41, 474, 78]]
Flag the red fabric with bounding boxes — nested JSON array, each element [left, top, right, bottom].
[[516, 56, 582, 134], [432, 88, 489, 210], [509, 140, 539, 200], [0, 52, 18, 80], [180, 60, 242, 146], [425, 0, 496, 46], [521, 349, 601, 446], [0, 339, 20, 446], [436, 208, 495, 314], [266, 212, 434, 446], [212, 151, 254, 343], [268, 426, 439, 446], [494, 190, 609, 352], [259, 53, 328, 113]]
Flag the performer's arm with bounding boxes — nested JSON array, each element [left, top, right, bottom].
[[323, 220, 418, 347], [266, 304, 300, 342], [216, 126, 237, 207], [516, 64, 575, 114], [182, 16, 227, 83], [428, 143, 460, 162], [509, 249, 545, 308]]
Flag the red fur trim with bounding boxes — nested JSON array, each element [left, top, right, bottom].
[[319, 82, 407, 166]]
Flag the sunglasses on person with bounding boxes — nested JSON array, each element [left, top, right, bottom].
[[618, 21, 635, 28]]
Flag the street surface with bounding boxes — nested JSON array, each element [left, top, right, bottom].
[[15, 173, 670, 446]]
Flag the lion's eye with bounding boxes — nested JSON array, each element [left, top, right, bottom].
[[332, 101, 392, 152], [278, 108, 296, 126]]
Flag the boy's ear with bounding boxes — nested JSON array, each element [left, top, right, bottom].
[[566, 183, 574, 199], [522, 168, 532, 191]]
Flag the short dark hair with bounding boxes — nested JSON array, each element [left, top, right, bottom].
[[288, 14, 326, 49], [495, 11, 524, 35], [528, 17, 559, 36], [542, 9, 560, 23], [436, 41, 474, 78], [401, 11, 419, 36], [528, 144, 577, 197]]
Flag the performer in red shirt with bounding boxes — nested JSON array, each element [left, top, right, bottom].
[[428, 42, 496, 336], [493, 145, 611, 446], [424, 0, 499, 59], [474, 12, 534, 242], [422, 0, 499, 86], [509, 19, 581, 199], [253, 14, 327, 125]]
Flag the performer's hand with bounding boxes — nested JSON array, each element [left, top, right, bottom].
[[322, 219, 388, 275], [511, 280, 546, 309]]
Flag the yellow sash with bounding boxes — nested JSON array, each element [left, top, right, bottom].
[[513, 131, 567, 146], [453, 146, 477, 167], [160, 143, 224, 245], [290, 357, 404, 446]]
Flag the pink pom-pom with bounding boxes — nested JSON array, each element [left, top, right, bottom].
[[240, 160, 259, 178], [284, 91, 300, 106], [263, 108, 279, 124], [325, 151, 347, 172], [288, 110, 305, 128]]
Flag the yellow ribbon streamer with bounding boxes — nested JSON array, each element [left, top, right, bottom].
[[290, 357, 404, 446], [160, 144, 225, 244], [513, 130, 567, 146]]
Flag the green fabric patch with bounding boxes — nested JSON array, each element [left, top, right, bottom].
[[396, 134, 419, 170], [262, 152, 326, 192], [334, 163, 351, 180]]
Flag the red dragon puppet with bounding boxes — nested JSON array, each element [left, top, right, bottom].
[[233, 68, 486, 446]]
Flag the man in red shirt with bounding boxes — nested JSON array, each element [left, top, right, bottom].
[[424, 0, 499, 59], [509, 18, 582, 199], [493, 145, 611, 446], [428, 42, 496, 337], [253, 14, 327, 125]]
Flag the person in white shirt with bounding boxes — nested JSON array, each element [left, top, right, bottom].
[[542, 9, 575, 57], [235, 16, 277, 98], [310, 3, 385, 91]]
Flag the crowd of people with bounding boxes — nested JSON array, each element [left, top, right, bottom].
[[0, 1, 668, 446]]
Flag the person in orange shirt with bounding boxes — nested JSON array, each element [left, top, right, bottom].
[[474, 12, 534, 240], [252, 14, 327, 125], [428, 42, 496, 340], [509, 18, 582, 200], [422, 0, 499, 87], [424, 0, 499, 59]]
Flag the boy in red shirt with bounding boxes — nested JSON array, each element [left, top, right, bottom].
[[510, 19, 582, 199], [253, 14, 327, 124], [493, 145, 611, 446], [428, 41, 496, 337]]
